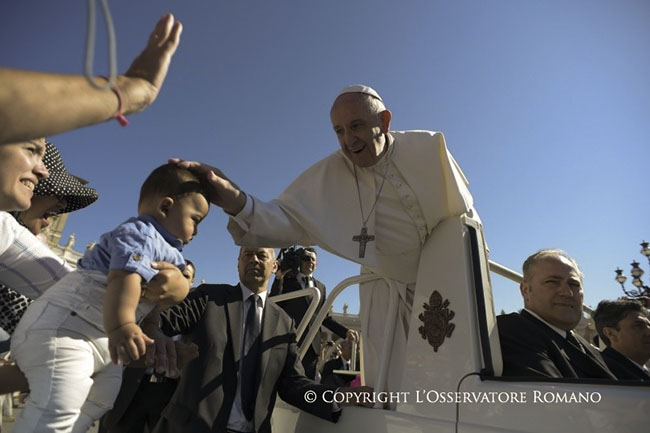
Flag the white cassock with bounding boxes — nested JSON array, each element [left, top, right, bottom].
[[228, 130, 479, 392]]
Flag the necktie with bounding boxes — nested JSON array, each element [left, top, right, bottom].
[[566, 331, 586, 354], [241, 294, 261, 420]]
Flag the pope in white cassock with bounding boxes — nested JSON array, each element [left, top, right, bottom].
[[175, 85, 480, 395]]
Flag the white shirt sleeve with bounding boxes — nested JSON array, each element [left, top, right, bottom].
[[0, 212, 71, 299], [229, 192, 254, 231]]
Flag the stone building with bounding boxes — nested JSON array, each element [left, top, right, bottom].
[[40, 213, 90, 269]]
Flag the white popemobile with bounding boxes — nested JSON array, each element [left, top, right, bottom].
[[270, 216, 649, 433]]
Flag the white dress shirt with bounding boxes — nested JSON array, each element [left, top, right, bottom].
[[227, 283, 267, 433]]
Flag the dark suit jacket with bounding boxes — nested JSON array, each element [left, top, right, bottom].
[[99, 367, 179, 433], [320, 357, 358, 388], [98, 367, 147, 431], [270, 275, 348, 354], [601, 347, 650, 381], [152, 283, 339, 433], [497, 310, 616, 379]]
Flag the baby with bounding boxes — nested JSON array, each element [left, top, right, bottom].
[[11, 163, 209, 433]]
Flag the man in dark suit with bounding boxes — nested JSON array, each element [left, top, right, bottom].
[[321, 340, 359, 388], [497, 249, 615, 379], [593, 299, 650, 381], [147, 247, 367, 433], [270, 247, 350, 380]]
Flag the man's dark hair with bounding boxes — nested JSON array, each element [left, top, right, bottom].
[[592, 299, 648, 346], [138, 163, 206, 207], [301, 247, 317, 259]]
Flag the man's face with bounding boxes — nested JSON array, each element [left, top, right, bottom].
[[330, 94, 390, 168], [340, 341, 352, 361], [521, 255, 584, 331], [182, 263, 196, 284], [606, 311, 650, 365], [238, 247, 277, 293], [299, 250, 317, 276]]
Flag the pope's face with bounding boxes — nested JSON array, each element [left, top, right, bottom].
[[330, 94, 390, 168], [521, 255, 584, 331]]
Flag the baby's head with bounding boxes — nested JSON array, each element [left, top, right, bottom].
[[138, 164, 210, 244]]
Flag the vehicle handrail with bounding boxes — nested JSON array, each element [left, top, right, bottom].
[[299, 274, 384, 360], [488, 260, 522, 283], [299, 273, 395, 398], [269, 287, 321, 342]]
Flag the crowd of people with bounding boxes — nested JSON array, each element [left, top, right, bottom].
[[1, 9, 648, 433]]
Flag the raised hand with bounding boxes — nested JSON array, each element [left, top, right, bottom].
[[122, 13, 183, 114]]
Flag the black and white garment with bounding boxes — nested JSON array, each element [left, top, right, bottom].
[[0, 284, 33, 335]]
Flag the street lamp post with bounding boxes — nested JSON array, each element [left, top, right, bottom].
[[641, 241, 650, 266], [614, 241, 650, 299]]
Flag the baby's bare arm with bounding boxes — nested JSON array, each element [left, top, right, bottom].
[[141, 261, 190, 305], [104, 270, 153, 364]]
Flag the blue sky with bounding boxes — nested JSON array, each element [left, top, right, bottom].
[[3, 0, 649, 315]]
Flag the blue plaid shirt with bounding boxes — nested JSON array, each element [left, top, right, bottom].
[[78, 215, 185, 282]]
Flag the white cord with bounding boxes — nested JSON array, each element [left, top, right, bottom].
[[84, 0, 118, 90]]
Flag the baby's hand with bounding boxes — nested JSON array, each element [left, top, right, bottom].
[[107, 322, 154, 365]]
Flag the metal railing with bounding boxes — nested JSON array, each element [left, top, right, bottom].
[[298, 273, 396, 398], [269, 287, 321, 342], [488, 260, 522, 283]]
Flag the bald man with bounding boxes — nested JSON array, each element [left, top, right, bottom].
[[497, 249, 615, 379], [148, 247, 351, 433]]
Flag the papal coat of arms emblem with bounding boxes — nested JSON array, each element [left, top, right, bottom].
[[418, 290, 455, 352]]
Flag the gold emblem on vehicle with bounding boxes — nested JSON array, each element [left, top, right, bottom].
[[418, 290, 455, 352]]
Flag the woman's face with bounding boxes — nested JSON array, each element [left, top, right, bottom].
[[18, 195, 67, 235], [0, 139, 48, 211]]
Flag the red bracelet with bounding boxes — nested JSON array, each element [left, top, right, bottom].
[[99, 76, 129, 127]]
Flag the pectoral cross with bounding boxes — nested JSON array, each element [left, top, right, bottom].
[[352, 226, 375, 258]]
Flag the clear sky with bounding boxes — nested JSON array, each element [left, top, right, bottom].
[[3, 0, 648, 315]]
